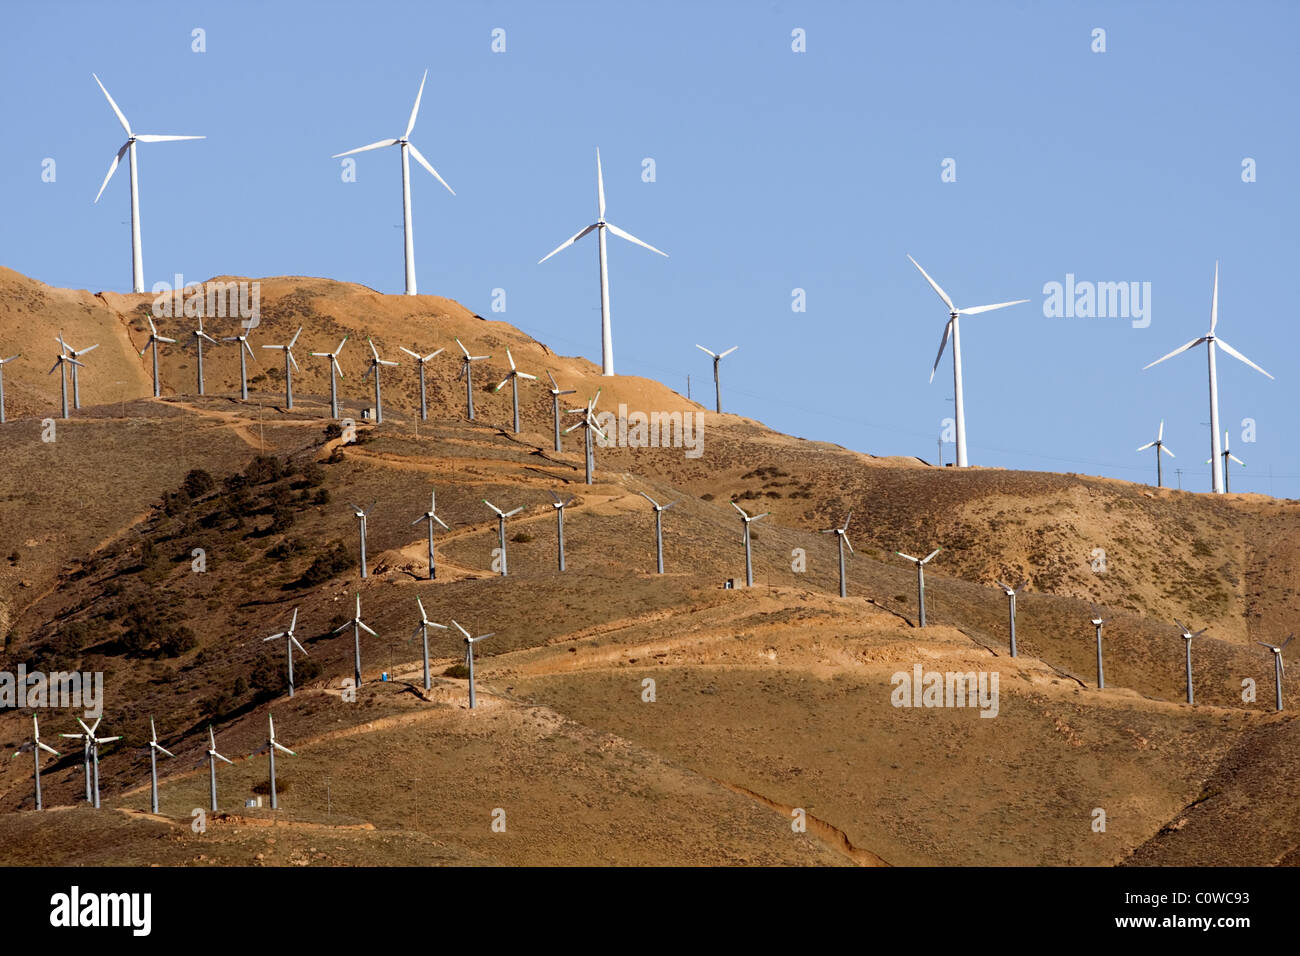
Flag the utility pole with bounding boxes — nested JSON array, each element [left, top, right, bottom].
[[1175, 468, 1183, 489]]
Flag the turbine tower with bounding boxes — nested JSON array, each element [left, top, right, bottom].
[[412, 598, 448, 691], [482, 499, 524, 576], [222, 329, 257, 400], [188, 316, 218, 396], [538, 148, 668, 375], [550, 491, 575, 571], [639, 492, 677, 575], [907, 256, 1028, 468], [896, 548, 942, 627], [398, 344, 444, 421], [60, 718, 119, 809], [452, 620, 494, 709], [331, 70, 455, 296], [1136, 420, 1176, 488], [0, 352, 18, 423], [996, 581, 1025, 657], [349, 501, 375, 579], [565, 390, 605, 485], [1175, 620, 1208, 705], [1144, 263, 1273, 494], [311, 336, 348, 419], [48, 348, 85, 420], [333, 593, 378, 689], [454, 338, 489, 421], [147, 717, 174, 814], [731, 501, 768, 587], [91, 73, 205, 293], [362, 338, 399, 424], [15, 712, 60, 811], [819, 511, 854, 597], [544, 371, 577, 452], [205, 725, 233, 812], [57, 334, 98, 410], [138, 317, 175, 398], [1256, 635, 1291, 712], [263, 607, 308, 698], [262, 326, 303, 410], [1206, 431, 1245, 493], [265, 714, 295, 811], [493, 347, 537, 434], [411, 490, 450, 580], [1090, 606, 1108, 689], [695, 345, 738, 414]]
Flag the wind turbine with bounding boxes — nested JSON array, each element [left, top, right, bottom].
[[262, 326, 303, 410], [538, 148, 668, 376], [731, 501, 768, 587], [265, 714, 295, 811], [263, 607, 309, 698], [0, 352, 18, 423], [91, 73, 205, 294], [896, 548, 942, 627], [362, 338, 399, 424], [348, 501, 375, 579], [48, 348, 85, 419], [222, 329, 257, 400], [399, 344, 444, 421], [1144, 262, 1273, 494], [1175, 620, 1208, 705], [454, 338, 489, 421], [188, 316, 218, 396], [411, 490, 451, 580], [1136, 420, 1176, 488], [907, 256, 1028, 468], [146, 717, 174, 814], [331, 70, 455, 296], [639, 492, 677, 575], [544, 371, 577, 452], [60, 718, 120, 809], [493, 347, 537, 434], [549, 491, 576, 571], [333, 593, 378, 689], [412, 598, 448, 691], [14, 712, 59, 811], [483, 499, 524, 576], [205, 725, 234, 812], [1206, 431, 1245, 493], [996, 581, 1026, 657], [565, 390, 606, 485], [1256, 634, 1292, 712], [57, 334, 98, 409], [451, 620, 494, 709], [695, 345, 738, 414], [819, 511, 854, 597], [139, 317, 176, 398], [1090, 606, 1108, 689], [311, 337, 348, 419]]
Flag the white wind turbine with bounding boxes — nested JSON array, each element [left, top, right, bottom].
[[57, 334, 98, 410], [1257, 634, 1292, 712], [263, 607, 309, 698], [454, 338, 489, 421], [188, 316, 218, 396], [820, 512, 854, 598], [13, 715, 60, 811], [262, 326, 303, 410], [996, 580, 1026, 657], [331, 70, 455, 296], [731, 501, 768, 587], [896, 548, 942, 627], [451, 620, 494, 710], [349, 501, 376, 579], [60, 718, 120, 809], [907, 256, 1028, 468], [411, 490, 451, 580], [412, 598, 448, 691], [1090, 606, 1109, 689], [1206, 431, 1245, 493], [139, 317, 175, 398], [363, 338, 399, 424], [311, 336, 348, 419], [483, 499, 525, 576], [539, 148, 668, 376], [399, 344, 444, 421], [565, 390, 606, 485], [550, 490, 576, 571], [264, 714, 295, 811], [545, 371, 577, 452], [1144, 262, 1273, 494], [695, 345, 739, 414], [48, 347, 85, 420], [1174, 619, 1208, 705], [639, 492, 676, 575], [333, 592, 378, 689], [1136, 420, 1176, 488], [204, 725, 234, 812], [0, 352, 18, 423], [146, 717, 174, 814], [494, 347, 537, 434], [222, 329, 257, 400]]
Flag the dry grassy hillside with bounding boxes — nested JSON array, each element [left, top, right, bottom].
[[0, 267, 1296, 866]]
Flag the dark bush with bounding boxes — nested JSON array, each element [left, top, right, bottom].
[[183, 469, 216, 499]]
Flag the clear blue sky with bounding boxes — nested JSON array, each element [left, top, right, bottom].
[[3, 1, 1298, 495]]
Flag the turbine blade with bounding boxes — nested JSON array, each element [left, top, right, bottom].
[[134, 134, 204, 143], [93, 74, 132, 136], [94, 142, 129, 204], [929, 319, 953, 383], [1210, 261, 1219, 334], [359, 621, 378, 636], [605, 222, 668, 257], [923, 548, 942, 563], [1143, 337, 1205, 370], [1136, 441, 1156, 452], [404, 69, 428, 139], [1161, 445, 1176, 458], [596, 147, 606, 220], [407, 142, 455, 195], [695, 344, 717, 358], [959, 299, 1029, 316], [332, 139, 399, 158], [1214, 338, 1274, 380], [539, 223, 599, 264], [719, 346, 739, 358], [906, 255, 954, 312]]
